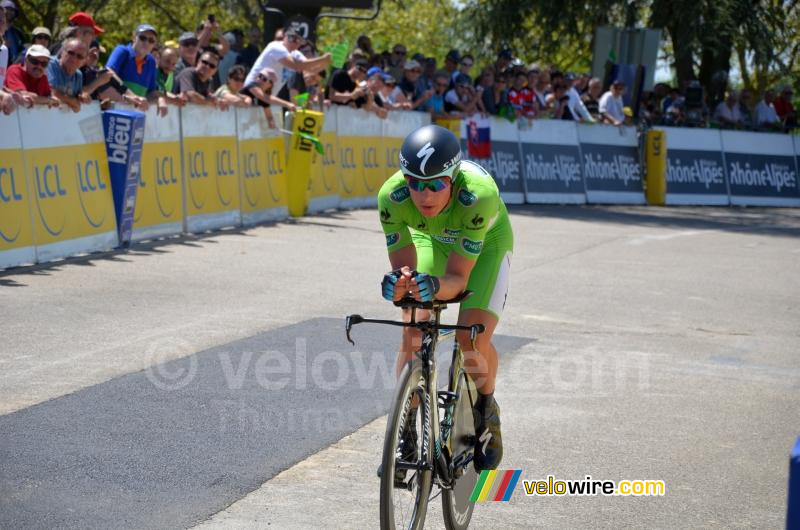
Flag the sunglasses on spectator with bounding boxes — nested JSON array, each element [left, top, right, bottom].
[[356, 66, 368, 73], [27, 56, 49, 67], [287, 35, 301, 43], [200, 59, 218, 69], [393, 49, 406, 55], [66, 49, 86, 60], [181, 40, 198, 47], [229, 75, 245, 82], [461, 61, 473, 67], [405, 175, 450, 192], [257, 74, 273, 83], [33, 34, 50, 41], [138, 34, 157, 44], [436, 81, 449, 88]]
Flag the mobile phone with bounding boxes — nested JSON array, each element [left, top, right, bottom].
[[208, 14, 216, 23]]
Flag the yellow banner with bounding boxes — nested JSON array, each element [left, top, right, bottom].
[[26, 144, 116, 245], [434, 117, 462, 139], [286, 110, 324, 216], [362, 135, 386, 196], [308, 130, 339, 200], [0, 148, 35, 250], [239, 137, 287, 213], [337, 136, 366, 199], [183, 137, 240, 216], [135, 141, 183, 229]]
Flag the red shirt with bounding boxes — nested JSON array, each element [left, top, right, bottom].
[[4, 64, 51, 96], [773, 97, 795, 120], [507, 87, 536, 116]]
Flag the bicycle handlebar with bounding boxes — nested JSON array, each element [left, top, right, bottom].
[[344, 314, 484, 346]]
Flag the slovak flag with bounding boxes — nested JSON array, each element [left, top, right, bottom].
[[467, 114, 491, 158]]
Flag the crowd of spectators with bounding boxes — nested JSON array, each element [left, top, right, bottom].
[[0, 4, 796, 134]]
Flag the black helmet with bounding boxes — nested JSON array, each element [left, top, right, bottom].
[[399, 124, 462, 180]]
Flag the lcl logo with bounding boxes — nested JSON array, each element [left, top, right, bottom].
[[0, 166, 24, 243], [75, 159, 107, 228], [33, 163, 67, 236]]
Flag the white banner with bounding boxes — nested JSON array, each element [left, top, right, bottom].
[[661, 127, 729, 205], [518, 120, 585, 204], [577, 124, 645, 205]]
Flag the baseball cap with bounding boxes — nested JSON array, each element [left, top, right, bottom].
[[26, 44, 51, 59], [179, 31, 198, 44], [136, 24, 158, 36], [32, 27, 52, 38], [68, 12, 104, 34], [498, 48, 513, 60], [455, 73, 471, 86], [285, 27, 305, 42], [383, 74, 396, 85], [404, 59, 421, 70], [611, 78, 625, 86], [0, 0, 17, 10], [564, 72, 576, 81], [366, 66, 384, 78], [258, 67, 278, 84], [445, 49, 460, 63]]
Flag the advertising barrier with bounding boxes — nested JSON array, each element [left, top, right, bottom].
[[19, 105, 118, 263], [662, 127, 728, 205], [721, 130, 799, 207], [181, 105, 241, 232], [578, 124, 645, 204], [236, 107, 288, 224], [133, 107, 184, 242], [337, 106, 382, 209], [461, 117, 526, 204], [285, 109, 324, 216], [0, 112, 36, 269], [308, 107, 339, 213], [518, 120, 585, 204]]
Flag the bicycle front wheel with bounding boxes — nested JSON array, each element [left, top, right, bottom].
[[441, 368, 479, 530], [380, 361, 433, 530]]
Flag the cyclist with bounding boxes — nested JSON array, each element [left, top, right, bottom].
[[378, 124, 513, 472]]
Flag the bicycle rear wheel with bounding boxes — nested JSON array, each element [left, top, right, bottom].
[[380, 361, 433, 530], [441, 368, 478, 530]]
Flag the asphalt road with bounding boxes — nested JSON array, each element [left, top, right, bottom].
[[1, 205, 799, 529]]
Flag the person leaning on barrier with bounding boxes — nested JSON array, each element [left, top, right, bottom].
[[713, 91, 744, 129], [214, 63, 250, 107], [774, 86, 796, 129], [239, 66, 278, 127], [79, 40, 115, 101], [599, 78, 626, 126], [328, 58, 369, 107], [4, 44, 57, 108], [106, 24, 167, 115], [277, 68, 327, 111], [174, 48, 228, 110], [754, 89, 783, 132], [46, 38, 90, 112], [581, 77, 602, 121], [155, 46, 186, 108], [51, 12, 103, 58]]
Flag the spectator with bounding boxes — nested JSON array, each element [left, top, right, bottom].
[[0, 88, 13, 113], [444, 73, 481, 116], [354, 34, 375, 61], [106, 24, 166, 114], [4, 45, 58, 107], [442, 49, 459, 88], [363, 66, 388, 117], [174, 48, 228, 110], [244, 27, 330, 98], [713, 91, 743, 129], [174, 32, 200, 76], [526, 66, 540, 101], [493, 48, 513, 76], [661, 86, 680, 114], [738, 88, 755, 129], [1, 0, 24, 62], [754, 89, 782, 131], [545, 81, 573, 120], [599, 79, 626, 125], [328, 58, 368, 107], [277, 68, 326, 110], [239, 27, 262, 70], [273, 28, 284, 42], [420, 57, 436, 91], [239, 66, 278, 127], [581, 77, 602, 121], [481, 69, 508, 115], [379, 74, 409, 110], [80, 40, 115, 101], [532, 67, 549, 109], [420, 71, 450, 120], [52, 12, 103, 57], [214, 63, 250, 107], [774, 86, 796, 129], [218, 29, 244, 82], [0, 6, 8, 85], [16, 27, 52, 63], [564, 72, 594, 122], [398, 59, 431, 110], [156, 46, 179, 94], [456, 54, 474, 85], [47, 38, 89, 112], [507, 70, 536, 118], [385, 43, 406, 82]]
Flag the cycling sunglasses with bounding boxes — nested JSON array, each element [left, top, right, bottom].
[[405, 175, 450, 192]]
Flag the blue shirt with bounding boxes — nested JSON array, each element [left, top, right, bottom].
[[107, 44, 157, 97], [423, 93, 444, 114], [47, 57, 83, 97]]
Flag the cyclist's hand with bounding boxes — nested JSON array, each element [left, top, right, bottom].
[[382, 267, 413, 301], [411, 272, 439, 302]]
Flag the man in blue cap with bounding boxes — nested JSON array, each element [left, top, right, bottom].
[[106, 24, 166, 114]]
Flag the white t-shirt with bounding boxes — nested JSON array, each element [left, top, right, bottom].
[[714, 101, 742, 124], [244, 41, 299, 94], [599, 91, 624, 122], [754, 100, 780, 125], [567, 86, 593, 122], [0, 44, 9, 88]]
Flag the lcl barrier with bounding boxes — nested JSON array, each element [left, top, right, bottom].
[[2, 105, 799, 269]]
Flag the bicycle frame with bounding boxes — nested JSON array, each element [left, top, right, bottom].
[[346, 294, 484, 490]]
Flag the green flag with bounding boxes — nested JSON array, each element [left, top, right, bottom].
[[296, 131, 325, 155], [325, 42, 349, 69], [608, 48, 617, 63], [294, 92, 309, 107]]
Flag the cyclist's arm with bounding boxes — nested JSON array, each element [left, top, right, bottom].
[[437, 253, 477, 300], [388, 244, 416, 271]]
